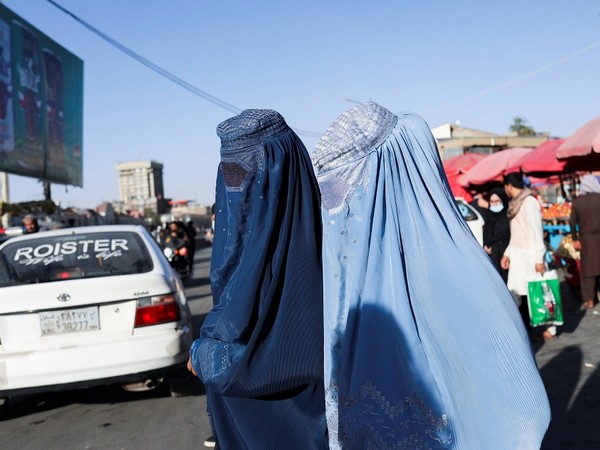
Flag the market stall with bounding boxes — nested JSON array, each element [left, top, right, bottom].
[[541, 202, 572, 250]]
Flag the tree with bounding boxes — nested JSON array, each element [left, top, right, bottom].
[[509, 117, 536, 136]]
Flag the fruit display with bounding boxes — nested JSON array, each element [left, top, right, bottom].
[[555, 234, 580, 260], [542, 202, 571, 221]]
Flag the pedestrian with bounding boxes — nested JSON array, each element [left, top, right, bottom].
[[22, 214, 39, 234], [483, 187, 511, 282], [500, 172, 554, 341], [312, 102, 549, 449], [185, 220, 197, 271], [187, 109, 327, 449], [569, 173, 600, 309], [469, 191, 490, 222]]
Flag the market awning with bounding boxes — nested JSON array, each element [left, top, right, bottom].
[[443, 153, 488, 201], [458, 147, 533, 187], [556, 116, 600, 170], [504, 139, 567, 176], [443, 153, 488, 176]]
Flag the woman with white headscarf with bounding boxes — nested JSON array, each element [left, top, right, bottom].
[[312, 101, 550, 449], [570, 173, 600, 309]]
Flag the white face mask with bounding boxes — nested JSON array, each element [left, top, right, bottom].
[[489, 204, 504, 213]]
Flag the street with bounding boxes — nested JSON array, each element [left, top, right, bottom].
[[1, 243, 600, 449], [536, 279, 600, 449], [0, 244, 215, 450]]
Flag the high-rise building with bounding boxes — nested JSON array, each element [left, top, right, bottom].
[[116, 160, 166, 213]]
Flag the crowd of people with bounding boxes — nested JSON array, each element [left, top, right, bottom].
[[469, 172, 600, 343], [6, 104, 597, 449], [187, 103, 552, 449]]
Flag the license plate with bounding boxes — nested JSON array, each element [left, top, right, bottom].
[[39, 306, 100, 336]]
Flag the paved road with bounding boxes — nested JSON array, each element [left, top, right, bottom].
[[535, 277, 600, 449], [1, 243, 598, 449]]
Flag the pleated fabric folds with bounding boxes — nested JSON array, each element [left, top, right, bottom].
[[312, 102, 550, 449], [190, 109, 327, 449]]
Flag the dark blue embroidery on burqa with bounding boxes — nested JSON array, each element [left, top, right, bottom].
[[190, 109, 328, 449]]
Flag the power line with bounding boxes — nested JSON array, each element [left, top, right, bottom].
[[47, 0, 242, 114], [421, 40, 600, 114], [46, 0, 323, 138]]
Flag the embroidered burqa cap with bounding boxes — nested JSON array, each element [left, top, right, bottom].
[[190, 109, 327, 449], [313, 101, 550, 449]]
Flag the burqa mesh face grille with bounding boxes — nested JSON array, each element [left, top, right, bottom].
[[217, 109, 290, 192], [220, 162, 249, 190]]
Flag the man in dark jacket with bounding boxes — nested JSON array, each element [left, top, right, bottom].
[[570, 174, 600, 309]]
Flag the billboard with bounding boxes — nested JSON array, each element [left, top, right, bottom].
[[0, 4, 83, 186]]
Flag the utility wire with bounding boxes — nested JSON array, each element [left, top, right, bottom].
[[341, 40, 600, 117], [47, 0, 600, 135], [46, 0, 323, 138], [47, 0, 242, 114], [421, 40, 600, 114]]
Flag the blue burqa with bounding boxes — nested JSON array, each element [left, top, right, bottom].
[[190, 109, 327, 449], [311, 102, 550, 449]]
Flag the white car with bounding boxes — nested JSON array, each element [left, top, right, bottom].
[[455, 197, 485, 246], [0, 225, 193, 405]]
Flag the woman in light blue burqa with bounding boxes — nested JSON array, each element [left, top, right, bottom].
[[312, 102, 550, 449]]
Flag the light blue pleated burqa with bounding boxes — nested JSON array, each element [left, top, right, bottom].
[[311, 102, 550, 449]]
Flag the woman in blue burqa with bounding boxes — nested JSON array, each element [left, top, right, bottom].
[[311, 102, 550, 449], [188, 109, 328, 449]]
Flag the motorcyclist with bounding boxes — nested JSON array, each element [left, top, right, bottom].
[[163, 224, 191, 280], [165, 227, 186, 250]]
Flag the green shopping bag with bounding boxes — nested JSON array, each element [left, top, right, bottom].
[[527, 270, 564, 327]]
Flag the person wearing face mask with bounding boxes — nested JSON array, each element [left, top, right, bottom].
[[483, 187, 511, 282]]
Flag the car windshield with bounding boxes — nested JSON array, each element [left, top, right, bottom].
[[0, 231, 153, 287]]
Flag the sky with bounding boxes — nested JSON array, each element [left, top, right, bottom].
[[2, 0, 600, 209]]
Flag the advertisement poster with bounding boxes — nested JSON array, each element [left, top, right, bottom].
[[0, 4, 83, 187]]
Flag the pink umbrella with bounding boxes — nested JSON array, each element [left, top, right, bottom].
[[556, 116, 600, 170], [443, 153, 488, 201], [458, 147, 533, 187], [504, 139, 567, 176]]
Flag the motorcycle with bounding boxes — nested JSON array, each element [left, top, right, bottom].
[[162, 235, 191, 281]]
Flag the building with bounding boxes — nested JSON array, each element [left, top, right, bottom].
[[431, 123, 551, 160], [162, 200, 212, 228], [116, 160, 167, 214]]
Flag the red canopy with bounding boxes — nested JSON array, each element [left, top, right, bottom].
[[504, 139, 567, 175], [557, 116, 600, 158], [458, 147, 533, 187], [443, 153, 487, 175], [556, 116, 600, 170], [443, 153, 487, 201]]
